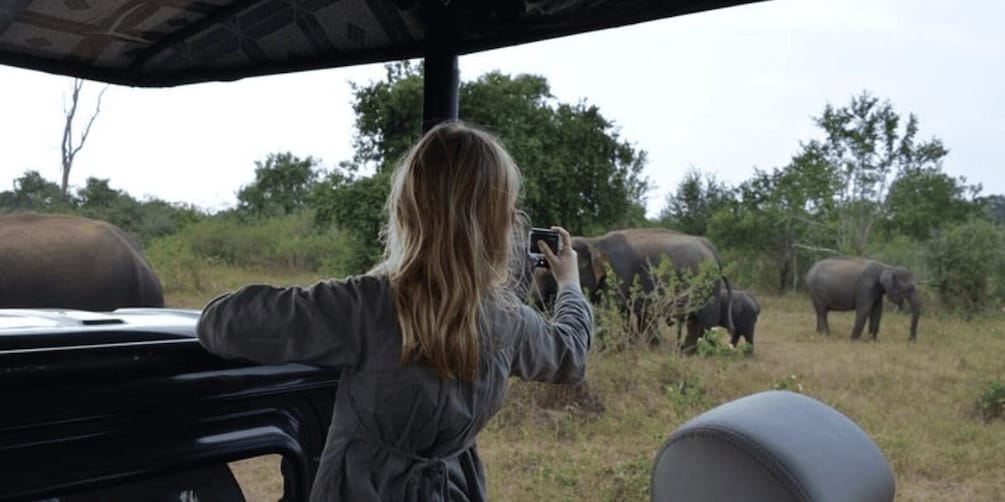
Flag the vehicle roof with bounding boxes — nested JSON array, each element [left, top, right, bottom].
[[0, 0, 764, 87]]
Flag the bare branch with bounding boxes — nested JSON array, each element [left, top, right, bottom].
[[792, 243, 840, 255], [72, 84, 108, 159], [59, 78, 109, 196]]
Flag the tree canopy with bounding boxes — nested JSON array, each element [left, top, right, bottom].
[[312, 62, 651, 270]]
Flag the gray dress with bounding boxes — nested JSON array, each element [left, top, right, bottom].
[[197, 274, 592, 501]]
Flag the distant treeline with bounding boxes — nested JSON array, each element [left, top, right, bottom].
[[3, 64, 1004, 313]]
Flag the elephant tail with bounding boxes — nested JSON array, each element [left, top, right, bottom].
[[722, 274, 735, 336]]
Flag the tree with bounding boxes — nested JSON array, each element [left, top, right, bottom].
[[315, 62, 650, 271], [237, 152, 320, 217], [76, 177, 142, 231], [978, 194, 1005, 226], [928, 219, 1005, 314], [658, 169, 730, 235], [0, 170, 74, 211], [809, 91, 947, 254], [709, 157, 838, 292], [883, 168, 982, 240], [61, 78, 109, 198]]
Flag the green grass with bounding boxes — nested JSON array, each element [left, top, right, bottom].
[[167, 268, 1005, 501]]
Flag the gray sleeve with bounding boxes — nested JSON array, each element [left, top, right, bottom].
[[509, 284, 593, 384], [196, 277, 369, 367]]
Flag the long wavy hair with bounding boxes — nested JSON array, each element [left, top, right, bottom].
[[371, 121, 523, 382]]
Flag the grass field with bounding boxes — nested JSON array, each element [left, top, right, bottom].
[[175, 267, 1005, 501]]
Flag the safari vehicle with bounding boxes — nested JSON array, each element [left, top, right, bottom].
[[0, 1, 896, 501]]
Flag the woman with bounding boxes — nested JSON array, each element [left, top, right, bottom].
[[197, 121, 592, 501]]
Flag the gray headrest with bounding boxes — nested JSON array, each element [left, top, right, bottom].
[[651, 390, 895, 502]]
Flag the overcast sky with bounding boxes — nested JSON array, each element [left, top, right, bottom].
[[2, 0, 1002, 218]]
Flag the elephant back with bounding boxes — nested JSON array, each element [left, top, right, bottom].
[[0, 212, 164, 310], [593, 229, 719, 278]]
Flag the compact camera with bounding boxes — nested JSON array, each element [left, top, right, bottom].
[[528, 228, 561, 268]]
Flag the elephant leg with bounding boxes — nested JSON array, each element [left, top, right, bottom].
[[813, 300, 830, 335], [868, 298, 883, 339], [681, 318, 701, 355], [850, 302, 871, 340]]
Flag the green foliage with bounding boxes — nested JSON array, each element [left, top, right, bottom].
[[236, 152, 319, 217], [708, 164, 837, 292], [312, 169, 390, 273], [706, 91, 988, 295], [349, 61, 425, 173], [978, 194, 1005, 226], [865, 234, 930, 283], [663, 371, 708, 416], [717, 249, 778, 293], [974, 380, 1005, 422], [0, 170, 74, 211], [1, 172, 203, 243], [658, 169, 731, 235], [593, 257, 722, 352], [927, 219, 1005, 313], [883, 168, 981, 240], [813, 92, 949, 254], [695, 327, 752, 358], [322, 62, 650, 269], [148, 212, 352, 280]]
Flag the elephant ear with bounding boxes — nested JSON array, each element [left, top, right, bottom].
[[590, 246, 609, 283], [879, 267, 895, 294]]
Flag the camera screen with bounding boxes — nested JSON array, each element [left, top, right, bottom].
[[528, 228, 560, 255]]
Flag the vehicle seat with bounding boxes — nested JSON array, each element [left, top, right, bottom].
[[651, 390, 895, 502]]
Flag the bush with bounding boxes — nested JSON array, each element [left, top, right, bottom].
[[718, 250, 778, 294], [975, 380, 1005, 422], [592, 258, 722, 353], [695, 327, 752, 358], [867, 234, 930, 285], [927, 219, 1005, 314], [146, 211, 364, 279]]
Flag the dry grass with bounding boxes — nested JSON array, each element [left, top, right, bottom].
[[169, 270, 1005, 501], [481, 294, 1005, 501], [160, 265, 327, 309]]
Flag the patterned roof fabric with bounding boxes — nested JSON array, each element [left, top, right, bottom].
[[0, 0, 763, 87]]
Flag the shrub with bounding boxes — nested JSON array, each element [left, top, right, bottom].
[[144, 211, 366, 288], [867, 234, 930, 285], [975, 380, 1005, 422], [592, 257, 722, 353], [695, 327, 752, 358], [927, 219, 1005, 314]]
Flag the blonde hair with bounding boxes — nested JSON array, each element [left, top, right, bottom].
[[371, 121, 522, 381]]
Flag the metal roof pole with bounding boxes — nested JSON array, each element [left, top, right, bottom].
[[422, 43, 459, 132]]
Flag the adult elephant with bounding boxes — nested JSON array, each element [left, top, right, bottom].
[[0, 212, 164, 311], [718, 288, 760, 349], [532, 228, 731, 352], [805, 257, 920, 341]]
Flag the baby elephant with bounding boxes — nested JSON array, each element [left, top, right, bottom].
[[719, 288, 760, 348]]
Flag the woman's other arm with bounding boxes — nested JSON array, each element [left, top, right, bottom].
[[197, 277, 374, 367]]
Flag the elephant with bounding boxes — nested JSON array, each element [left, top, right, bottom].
[[718, 288, 760, 348], [0, 212, 164, 311], [531, 228, 732, 352], [805, 256, 920, 341]]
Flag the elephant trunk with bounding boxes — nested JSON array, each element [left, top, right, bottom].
[[907, 291, 921, 341]]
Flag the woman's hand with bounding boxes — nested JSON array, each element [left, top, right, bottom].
[[538, 226, 580, 289]]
